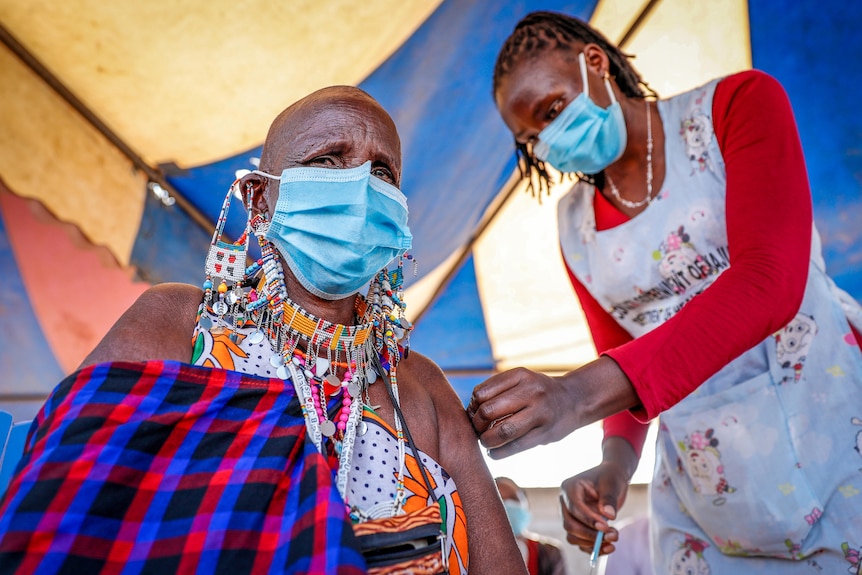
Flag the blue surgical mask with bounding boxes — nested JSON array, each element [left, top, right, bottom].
[[255, 161, 412, 300], [532, 52, 627, 175], [503, 500, 532, 536]]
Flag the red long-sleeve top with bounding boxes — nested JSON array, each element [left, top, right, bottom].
[[563, 70, 860, 458]]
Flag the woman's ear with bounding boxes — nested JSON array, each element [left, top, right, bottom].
[[582, 42, 611, 78], [238, 173, 271, 217]]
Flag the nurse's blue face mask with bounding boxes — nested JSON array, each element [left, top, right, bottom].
[[254, 161, 413, 300], [503, 500, 532, 536], [532, 52, 627, 175]]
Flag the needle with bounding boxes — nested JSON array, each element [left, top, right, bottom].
[[589, 530, 604, 575]]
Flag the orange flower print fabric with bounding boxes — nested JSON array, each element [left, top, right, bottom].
[[353, 409, 468, 575], [191, 329, 249, 371]]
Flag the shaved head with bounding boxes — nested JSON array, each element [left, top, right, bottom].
[[495, 476, 528, 505], [259, 86, 401, 182]]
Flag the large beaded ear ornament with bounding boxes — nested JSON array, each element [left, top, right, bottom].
[[201, 180, 263, 333], [205, 180, 251, 285], [367, 254, 415, 362]]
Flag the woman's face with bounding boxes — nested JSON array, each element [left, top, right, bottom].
[[495, 48, 606, 148]]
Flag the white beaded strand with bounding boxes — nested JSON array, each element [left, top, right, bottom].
[[607, 99, 654, 209]]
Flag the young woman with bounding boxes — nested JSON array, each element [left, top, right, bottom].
[[469, 11, 862, 574]]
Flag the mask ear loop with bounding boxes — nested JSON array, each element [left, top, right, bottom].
[[251, 169, 282, 181], [603, 72, 618, 105], [580, 51, 618, 106], [578, 52, 590, 99]]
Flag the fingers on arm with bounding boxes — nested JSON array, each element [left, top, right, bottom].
[[467, 369, 527, 432], [470, 368, 565, 454], [482, 418, 547, 458]]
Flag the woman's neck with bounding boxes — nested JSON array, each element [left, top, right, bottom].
[[283, 269, 358, 326]]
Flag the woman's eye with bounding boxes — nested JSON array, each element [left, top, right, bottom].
[[371, 166, 395, 183], [309, 156, 335, 166], [546, 100, 564, 120]]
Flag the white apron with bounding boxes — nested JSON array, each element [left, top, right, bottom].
[[559, 79, 862, 573]]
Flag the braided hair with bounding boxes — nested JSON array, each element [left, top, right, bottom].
[[493, 11, 656, 196]]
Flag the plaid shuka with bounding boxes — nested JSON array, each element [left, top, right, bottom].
[[0, 360, 367, 575]]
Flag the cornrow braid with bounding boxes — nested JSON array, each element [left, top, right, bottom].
[[494, 11, 657, 196]]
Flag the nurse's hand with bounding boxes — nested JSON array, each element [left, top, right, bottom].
[[467, 367, 579, 458], [467, 356, 639, 458], [559, 437, 639, 555]]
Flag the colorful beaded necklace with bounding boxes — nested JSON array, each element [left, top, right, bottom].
[[201, 180, 415, 512]]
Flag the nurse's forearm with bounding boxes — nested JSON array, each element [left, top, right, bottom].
[[557, 355, 642, 431]]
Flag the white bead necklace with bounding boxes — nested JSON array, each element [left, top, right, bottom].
[[607, 99, 654, 209]]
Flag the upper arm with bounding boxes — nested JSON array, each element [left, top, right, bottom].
[[79, 283, 203, 369], [714, 69, 811, 311], [401, 352, 527, 575]]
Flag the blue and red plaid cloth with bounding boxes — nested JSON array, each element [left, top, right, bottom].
[[0, 360, 367, 574]]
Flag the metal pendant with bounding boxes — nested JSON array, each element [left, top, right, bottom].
[[366, 367, 378, 383], [358, 421, 368, 436], [247, 330, 265, 344], [347, 381, 361, 398], [199, 315, 213, 330], [213, 301, 228, 316], [315, 357, 330, 377], [320, 420, 337, 437], [276, 365, 289, 380], [270, 354, 283, 368]]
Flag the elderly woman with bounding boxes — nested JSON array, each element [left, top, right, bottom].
[[0, 86, 526, 575]]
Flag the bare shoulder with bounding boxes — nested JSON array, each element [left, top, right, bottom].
[[78, 283, 203, 370], [399, 351, 466, 415], [398, 350, 474, 452]]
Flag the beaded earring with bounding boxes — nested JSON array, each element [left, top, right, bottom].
[[201, 181, 259, 333], [367, 254, 415, 358], [205, 180, 252, 287]]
